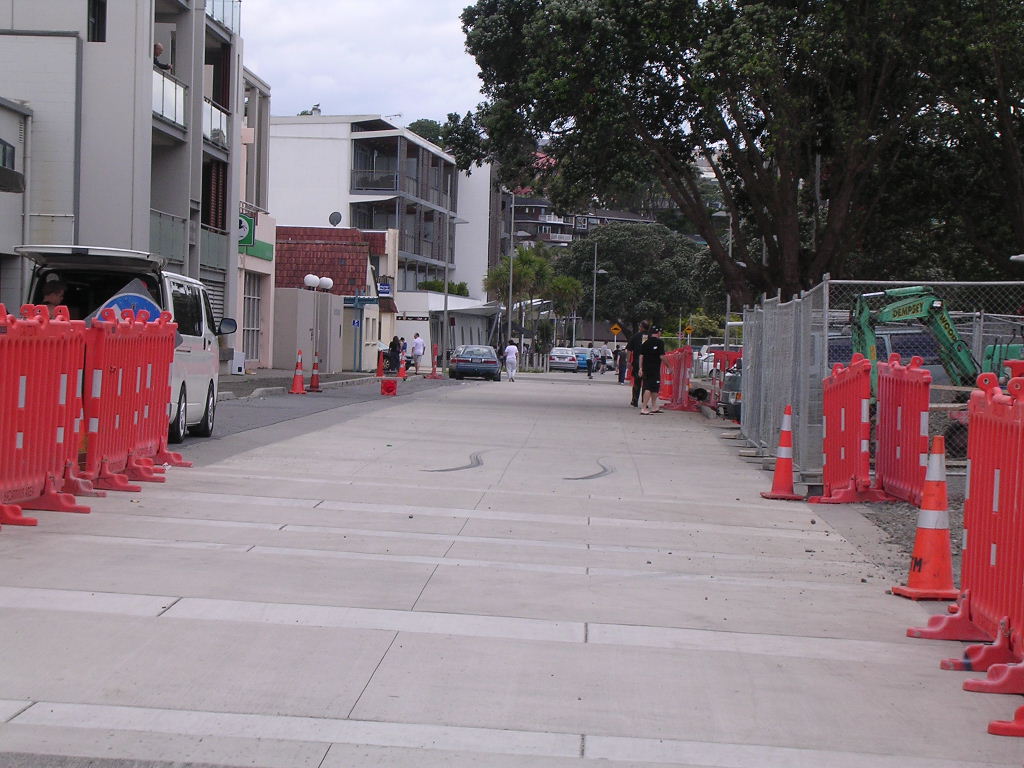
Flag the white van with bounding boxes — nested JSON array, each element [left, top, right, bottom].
[[17, 245, 237, 443]]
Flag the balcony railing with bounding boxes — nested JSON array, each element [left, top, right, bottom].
[[400, 231, 418, 255], [200, 224, 229, 270], [152, 69, 187, 128], [206, 0, 241, 33], [203, 99, 229, 148], [539, 214, 564, 224], [150, 209, 187, 265], [351, 169, 398, 191], [540, 232, 574, 243]]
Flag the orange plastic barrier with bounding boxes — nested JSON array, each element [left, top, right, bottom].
[[81, 309, 186, 492], [0, 304, 90, 524], [809, 354, 892, 504], [663, 346, 701, 412], [905, 373, 1024, 736], [380, 378, 398, 396], [874, 354, 932, 505], [425, 343, 444, 379], [658, 351, 675, 401]]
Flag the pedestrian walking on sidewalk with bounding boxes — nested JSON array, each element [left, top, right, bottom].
[[615, 345, 627, 384], [626, 321, 650, 406], [503, 339, 519, 381], [586, 342, 595, 378], [411, 333, 425, 374], [639, 326, 666, 415]]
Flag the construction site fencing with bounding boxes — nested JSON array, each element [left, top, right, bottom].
[[742, 277, 1024, 482]]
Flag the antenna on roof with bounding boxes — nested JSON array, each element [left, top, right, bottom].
[[385, 113, 402, 121]]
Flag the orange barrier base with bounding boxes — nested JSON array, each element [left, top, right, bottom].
[[968, 659, 1024, 696], [990, 704, 1024, 737], [942, 618, 1016, 673], [808, 478, 894, 504], [381, 379, 398, 396], [0, 504, 38, 526], [19, 475, 89, 514], [906, 590, 992, 642]]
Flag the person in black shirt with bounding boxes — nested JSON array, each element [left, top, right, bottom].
[[625, 320, 649, 407], [639, 326, 666, 414]]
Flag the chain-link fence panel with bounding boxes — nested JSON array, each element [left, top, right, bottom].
[[742, 278, 1024, 478], [740, 305, 764, 449]]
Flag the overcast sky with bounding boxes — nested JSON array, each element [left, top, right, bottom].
[[239, 0, 484, 125]]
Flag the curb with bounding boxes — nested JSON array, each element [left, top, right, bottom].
[[217, 375, 434, 402]]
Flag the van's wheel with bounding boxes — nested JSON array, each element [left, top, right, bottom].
[[191, 382, 216, 438], [168, 386, 187, 444]]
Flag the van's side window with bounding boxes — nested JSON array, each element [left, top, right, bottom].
[[171, 282, 202, 336]]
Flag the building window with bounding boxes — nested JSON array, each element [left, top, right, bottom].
[[242, 272, 262, 361], [0, 140, 14, 170], [87, 0, 107, 41]]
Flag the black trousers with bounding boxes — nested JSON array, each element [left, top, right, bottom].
[[631, 373, 642, 405]]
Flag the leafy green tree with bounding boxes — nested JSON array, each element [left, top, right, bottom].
[[406, 118, 444, 146], [553, 223, 718, 336], [445, 0, 1024, 302], [547, 274, 583, 344]]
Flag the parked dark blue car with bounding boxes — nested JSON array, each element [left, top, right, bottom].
[[448, 345, 501, 381]]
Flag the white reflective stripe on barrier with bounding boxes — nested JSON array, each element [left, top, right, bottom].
[[861, 439, 869, 453], [861, 398, 869, 423], [56, 426, 64, 445], [18, 376, 26, 409], [58, 373, 67, 406], [896, 405, 902, 430], [993, 468, 1001, 513], [920, 411, 929, 437], [991, 543, 998, 567], [91, 370, 102, 398], [965, 459, 971, 500], [917, 507, 949, 530]]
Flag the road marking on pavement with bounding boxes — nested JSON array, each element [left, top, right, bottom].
[[586, 734, 1011, 768], [13, 702, 583, 759], [164, 597, 584, 643], [0, 585, 172, 616]]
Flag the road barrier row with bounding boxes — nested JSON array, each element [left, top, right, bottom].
[[0, 304, 186, 528], [903, 372, 1024, 736], [661, 347, 702, 412]]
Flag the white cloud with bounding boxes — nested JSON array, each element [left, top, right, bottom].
[[240, 0, 483, 123]]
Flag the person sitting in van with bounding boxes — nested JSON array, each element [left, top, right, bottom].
[[41, 280, 67, 309]]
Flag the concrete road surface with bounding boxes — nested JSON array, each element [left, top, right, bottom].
[[0, 372, 1022, 767]]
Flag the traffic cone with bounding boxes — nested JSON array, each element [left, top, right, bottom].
[[398, 356, 407, 379], [659, 354, 674, 401], [892, 435, 958, 600], [760, 404, 804, 500], [288, 349, 307, 395], [376, 350, 385, 378], [307, 355, 322, 392]]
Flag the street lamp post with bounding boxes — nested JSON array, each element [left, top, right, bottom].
[[303, 273, 333, 370], [590, 240, 608, 344]]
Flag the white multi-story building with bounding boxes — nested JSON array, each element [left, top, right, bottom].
[[268, 113, 462, 294], [0, 0, 275, 368]]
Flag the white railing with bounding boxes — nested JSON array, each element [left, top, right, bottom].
[[543, 232, 573, 243], [152, 69, 187, 127], [206, 0, 241, 33], [203, 99, 229, 148], [539, 214, 564, 224]]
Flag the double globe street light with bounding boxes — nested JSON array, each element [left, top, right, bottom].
[[303, 273, 334, 372]]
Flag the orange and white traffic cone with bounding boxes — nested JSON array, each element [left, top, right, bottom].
[[288, 349, 307, 395], [761, 404, 804, 500], [893, 435, 958, 600], [398, 356, 407, 380], [307, 355, 322, 392]]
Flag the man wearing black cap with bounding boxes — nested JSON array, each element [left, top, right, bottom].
[[639, 326, 666, 414], [625, 320, 649, 407]]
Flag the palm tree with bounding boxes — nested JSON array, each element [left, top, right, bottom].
[[547, 274, 583, 346]]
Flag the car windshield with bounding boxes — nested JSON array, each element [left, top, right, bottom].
[[461, 346, 495, 358]]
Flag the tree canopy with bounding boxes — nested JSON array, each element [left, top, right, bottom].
[[444, 0, 1024, 302], [406, 118, 444, 146]]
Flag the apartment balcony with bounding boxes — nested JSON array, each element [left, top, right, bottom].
[[539, 232, 574, 243], [200, 224, 229, 270], [351, 169, 398, 192], [400, 231, 418, 255], [538, 214, 565, 224], [150, 209, 187, 266], [152, 69, 187, 128], [203, 99, 229, 149], [206, 0, 240, 33]]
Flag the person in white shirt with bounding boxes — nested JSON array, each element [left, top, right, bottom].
[[503, 340, 519, 381], [411, 333, 426, 373], [598, 342, 612, 374]]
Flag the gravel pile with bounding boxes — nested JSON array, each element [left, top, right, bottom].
[[862, 473, 966, 584]]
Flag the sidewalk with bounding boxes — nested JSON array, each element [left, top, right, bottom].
[[0, 372, 1021, 766]]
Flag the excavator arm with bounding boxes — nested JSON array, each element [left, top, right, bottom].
[[850, 286, 980, 396]]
